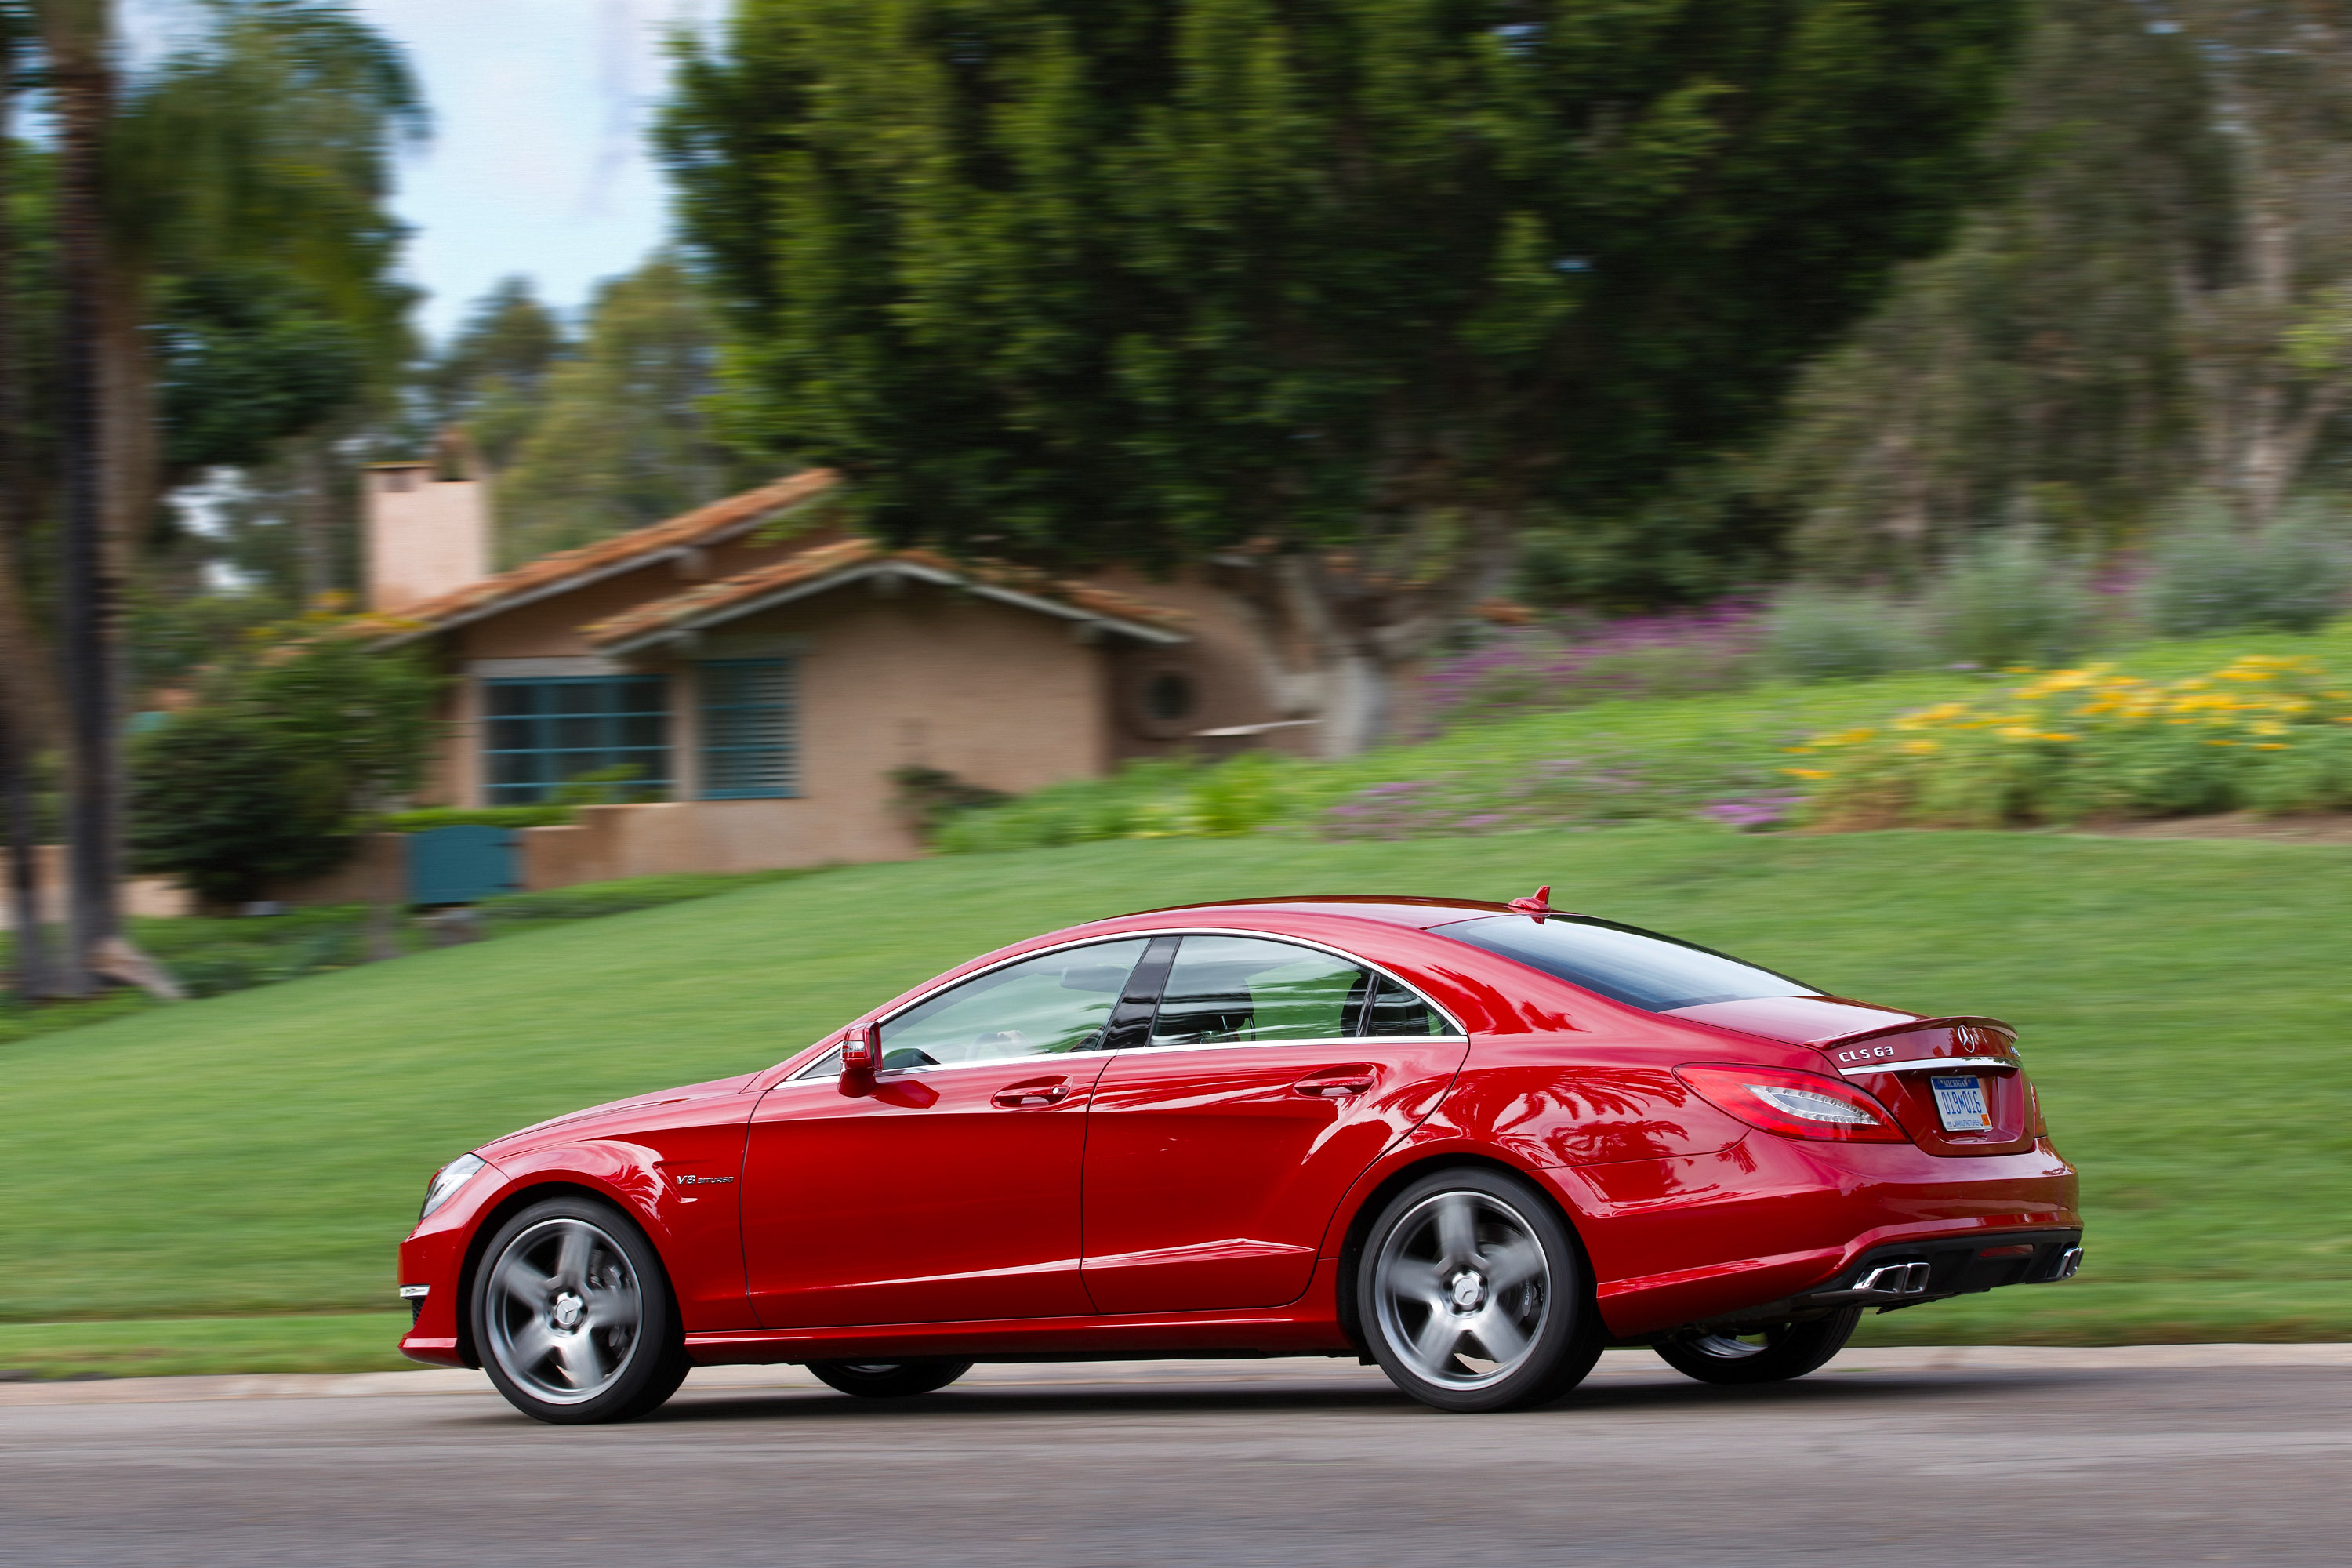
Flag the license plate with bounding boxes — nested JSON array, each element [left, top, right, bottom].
[[1929, 1074, 1993, 1133]]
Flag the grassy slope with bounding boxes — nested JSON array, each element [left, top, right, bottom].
[[945, 623, 2352, 845], [5, 823, 2350, 1373]]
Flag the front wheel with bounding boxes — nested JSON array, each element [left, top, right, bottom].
[[806, 1359, 974, 1399], [1356, 1167, 1604, 1413], [1653, 1308, 1863, 1386], [472, 1196, 689, 1425]]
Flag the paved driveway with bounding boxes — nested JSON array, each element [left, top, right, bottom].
[[4, 1347, 2348, 1566]]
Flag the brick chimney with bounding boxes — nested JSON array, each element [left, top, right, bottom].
[[365, 441, 491, 614]]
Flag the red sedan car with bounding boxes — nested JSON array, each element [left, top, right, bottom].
[[397, 891, 2081, 1421]]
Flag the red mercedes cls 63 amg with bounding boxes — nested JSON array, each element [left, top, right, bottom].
[[397, 890, 2082, 1421]]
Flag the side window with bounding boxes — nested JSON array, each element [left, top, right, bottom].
[[1148, 935, 1448, 1045], [877, 939, 1152, 1068], [1361, 973, 1440, 1036]]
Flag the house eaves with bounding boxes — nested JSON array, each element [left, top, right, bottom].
[[583, 546, 1189, 656]]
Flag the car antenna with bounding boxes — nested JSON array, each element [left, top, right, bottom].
[[1507, 885, 1552, 921]]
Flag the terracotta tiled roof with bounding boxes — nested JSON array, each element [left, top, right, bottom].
[[369, 468, 839, 639], [582, 539, 1189, 652]]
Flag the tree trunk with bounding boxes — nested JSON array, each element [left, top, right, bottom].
[[0, 24, 56, 1000], [0, 702, 49, 1000], [45, 5, 118, 996], [1275, 554, 1395, 759], [1271, 512, 1517, 758]]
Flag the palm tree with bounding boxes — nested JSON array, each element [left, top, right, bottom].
[[10, 2, 423, 996], [0, 0, 56, 997], [32, 0, 112, 996]]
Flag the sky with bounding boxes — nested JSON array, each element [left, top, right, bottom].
[[126, 0, 714, 344]]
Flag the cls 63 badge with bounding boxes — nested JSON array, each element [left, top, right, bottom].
[[1835, 1042, 1900, 1065]]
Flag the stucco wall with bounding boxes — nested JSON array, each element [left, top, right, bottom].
[[0, 848, 191, 927], [425, 575, 1112, 880]]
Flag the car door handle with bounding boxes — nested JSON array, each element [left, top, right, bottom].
[[993, 1079, 1073, 1109], [1293, 1068, 1377, 1099]]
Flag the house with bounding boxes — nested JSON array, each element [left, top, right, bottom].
[[362, 459, 1309, 887]]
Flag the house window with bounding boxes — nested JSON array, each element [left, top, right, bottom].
[[482, 676, 671, 804], [699, 659, 797, 799]]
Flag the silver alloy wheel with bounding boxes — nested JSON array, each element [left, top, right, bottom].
[[484, 1217, 643, 1406], [1372, 1189, 1552, 1392]]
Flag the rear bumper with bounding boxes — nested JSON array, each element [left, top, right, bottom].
[[1555, 1133, 2082, 1337], [1698, 1227, 2084, 1331]]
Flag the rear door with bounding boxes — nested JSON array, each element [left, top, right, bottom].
[[1080, 935, 1469, 1314]]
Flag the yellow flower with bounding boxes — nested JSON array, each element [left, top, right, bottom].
[[2039, 732, 2079, 743], [2255, 742, 2290, 750], [1784, 768, 1832, 780], [1998, 725, 2039, 741], [1901, 739, 1940, 755]]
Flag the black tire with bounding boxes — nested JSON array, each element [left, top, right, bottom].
[[1354, 1167, 1605, 1413], [471, 1195, 690, 1425], [805, 1359, 975, 1399], [1653, 1308, 1863, 1386]]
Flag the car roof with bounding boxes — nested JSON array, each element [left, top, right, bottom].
[[1110, 895, 1518, 931]]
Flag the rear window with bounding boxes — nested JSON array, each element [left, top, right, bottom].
[[1433, 915, 1817, 1013]]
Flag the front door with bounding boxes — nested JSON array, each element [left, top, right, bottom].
[[742, 937, 1161, 1328], [1080, 935, 1470, 1315]]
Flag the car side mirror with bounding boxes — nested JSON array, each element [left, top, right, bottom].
[[840, 1023, 877, 1094]]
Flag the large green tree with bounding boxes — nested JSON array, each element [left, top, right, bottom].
[[1, 0, 421, 993], [492, 254, 767, 564], [663, 0, 2027, 750], [423, 275, 570, 474]]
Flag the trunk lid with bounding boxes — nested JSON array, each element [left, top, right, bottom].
[[1664, 996, 2039, 1156]]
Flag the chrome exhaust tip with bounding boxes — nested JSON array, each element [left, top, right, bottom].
[[1855, 1261, 1931, 1298], [2044, 1246, 2084, 1283]]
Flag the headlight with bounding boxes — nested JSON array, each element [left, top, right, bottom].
[[419, 1154, 488, 1221]]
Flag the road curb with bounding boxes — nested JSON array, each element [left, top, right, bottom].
[[4, 1342, 2349, 1408]]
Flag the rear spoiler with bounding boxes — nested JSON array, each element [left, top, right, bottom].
[[1802, 1014, 2018, 1050]]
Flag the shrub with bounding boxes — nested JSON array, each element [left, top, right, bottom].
[[1763, 587, 1933, 682], [378, 806, 575, 832], [477, 870, 812, 929], [889, 766, 1011, 842], [129, 708, 356, 906], [2145, 498, 2350, 637], [1793, 655, 2352, 828], [130, 613, 442, 904], [1929, 532, 2098, 670], [1421, 603, 1763, 727]]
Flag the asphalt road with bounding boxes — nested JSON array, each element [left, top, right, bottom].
[[4, 1348, 2349, 1567]]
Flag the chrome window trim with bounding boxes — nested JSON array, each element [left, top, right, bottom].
[[1838, 1055, 2023, 1076], [873, 927, 1465, 1036], [784, 927, 1465, 1080], [1127, 1033, 1469, 1057]]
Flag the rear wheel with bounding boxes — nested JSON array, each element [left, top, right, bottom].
[[1356, 1167, 1604, 1413], [805, 1359, 974, 1399], [472, 1196, 689, 1425], [1653, 1308, 1863, 1386]]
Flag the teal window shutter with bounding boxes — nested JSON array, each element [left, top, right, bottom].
[[699, 659, 797, 799]]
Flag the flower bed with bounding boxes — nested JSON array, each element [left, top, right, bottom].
[[1792, 655, 2352, 828]]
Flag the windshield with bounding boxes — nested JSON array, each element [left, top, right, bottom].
[[1433, 914, 1817, 1013]]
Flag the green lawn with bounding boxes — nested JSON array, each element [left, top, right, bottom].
[[4, 824, 2348, 1375]]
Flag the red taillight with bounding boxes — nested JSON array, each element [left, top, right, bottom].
[[1675, 1063, 1910, 1143]]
